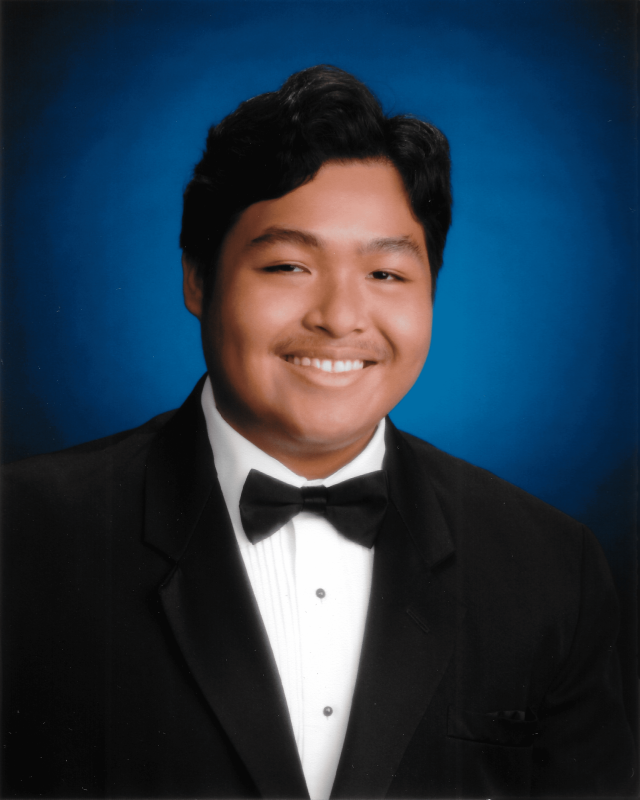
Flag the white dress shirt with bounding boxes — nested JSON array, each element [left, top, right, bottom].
[[201, 377, 385, 800]]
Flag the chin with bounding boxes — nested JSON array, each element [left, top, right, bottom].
[[279, 407, 380, 452]]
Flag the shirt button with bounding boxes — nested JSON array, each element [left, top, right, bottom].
[[316, 588, 326, 599], [323, 706, 333, 717]]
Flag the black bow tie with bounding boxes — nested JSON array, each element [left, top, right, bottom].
[[239, 469, 389, 547]]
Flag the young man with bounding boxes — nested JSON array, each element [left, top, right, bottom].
[[2, 66, 635, 799]]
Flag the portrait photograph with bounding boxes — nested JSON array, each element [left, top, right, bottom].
[[2, 1, 637, 797]]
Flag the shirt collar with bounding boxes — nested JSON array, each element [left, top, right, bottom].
[[200, 376, 386, 538]]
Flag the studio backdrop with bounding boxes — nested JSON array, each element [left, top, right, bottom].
[[3, 2, 636, 597]]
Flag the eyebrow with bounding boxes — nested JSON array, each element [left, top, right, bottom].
[[248, 227, 324, 249], [248, 227, 425, 264], [358, 235, 425, 263]]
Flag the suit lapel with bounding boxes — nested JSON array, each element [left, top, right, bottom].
[[331, 420, 465, 799], [144, 386, 463, 799], [144, 378, 309, 799]]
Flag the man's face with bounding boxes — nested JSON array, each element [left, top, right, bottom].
[[185, 160, 433, 467]]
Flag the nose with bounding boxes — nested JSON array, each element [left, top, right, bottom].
[[301, 269, 367, 338]]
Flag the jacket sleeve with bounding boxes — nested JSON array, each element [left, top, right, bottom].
[[531, 525, 636, 796]]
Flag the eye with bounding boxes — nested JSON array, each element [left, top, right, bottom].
[[262, 263, 305, 273], [369, 270, 402, 281]]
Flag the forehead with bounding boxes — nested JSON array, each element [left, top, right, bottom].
[[224, 160, 427, 257]]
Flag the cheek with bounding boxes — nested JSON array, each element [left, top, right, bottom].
[[385, 298, 433, 366], [217, 292, 265, 358], [222, 282, 302, 353]]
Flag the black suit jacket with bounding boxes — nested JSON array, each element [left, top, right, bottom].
[[2, 379, 636, 798]]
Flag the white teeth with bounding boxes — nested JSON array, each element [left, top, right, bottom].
[[286, 355, 367, 373]]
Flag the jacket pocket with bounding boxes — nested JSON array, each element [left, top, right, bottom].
[[447, 706, 538, 747]]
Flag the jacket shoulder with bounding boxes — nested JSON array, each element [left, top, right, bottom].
[[3, 409, 177, 497], [397, 428, 586, 540]]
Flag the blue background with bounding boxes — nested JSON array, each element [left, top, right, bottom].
[[3, 1, 636, 583]]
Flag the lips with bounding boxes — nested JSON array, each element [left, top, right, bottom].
[[284, 354, 366, 373]]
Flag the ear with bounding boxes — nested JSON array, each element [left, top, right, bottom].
[[182, 253, 204, 320]]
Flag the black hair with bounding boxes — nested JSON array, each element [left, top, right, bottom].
[[180, 65, 452, 295]]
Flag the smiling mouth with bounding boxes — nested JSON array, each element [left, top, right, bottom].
[[283, 355, 373, 373]]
